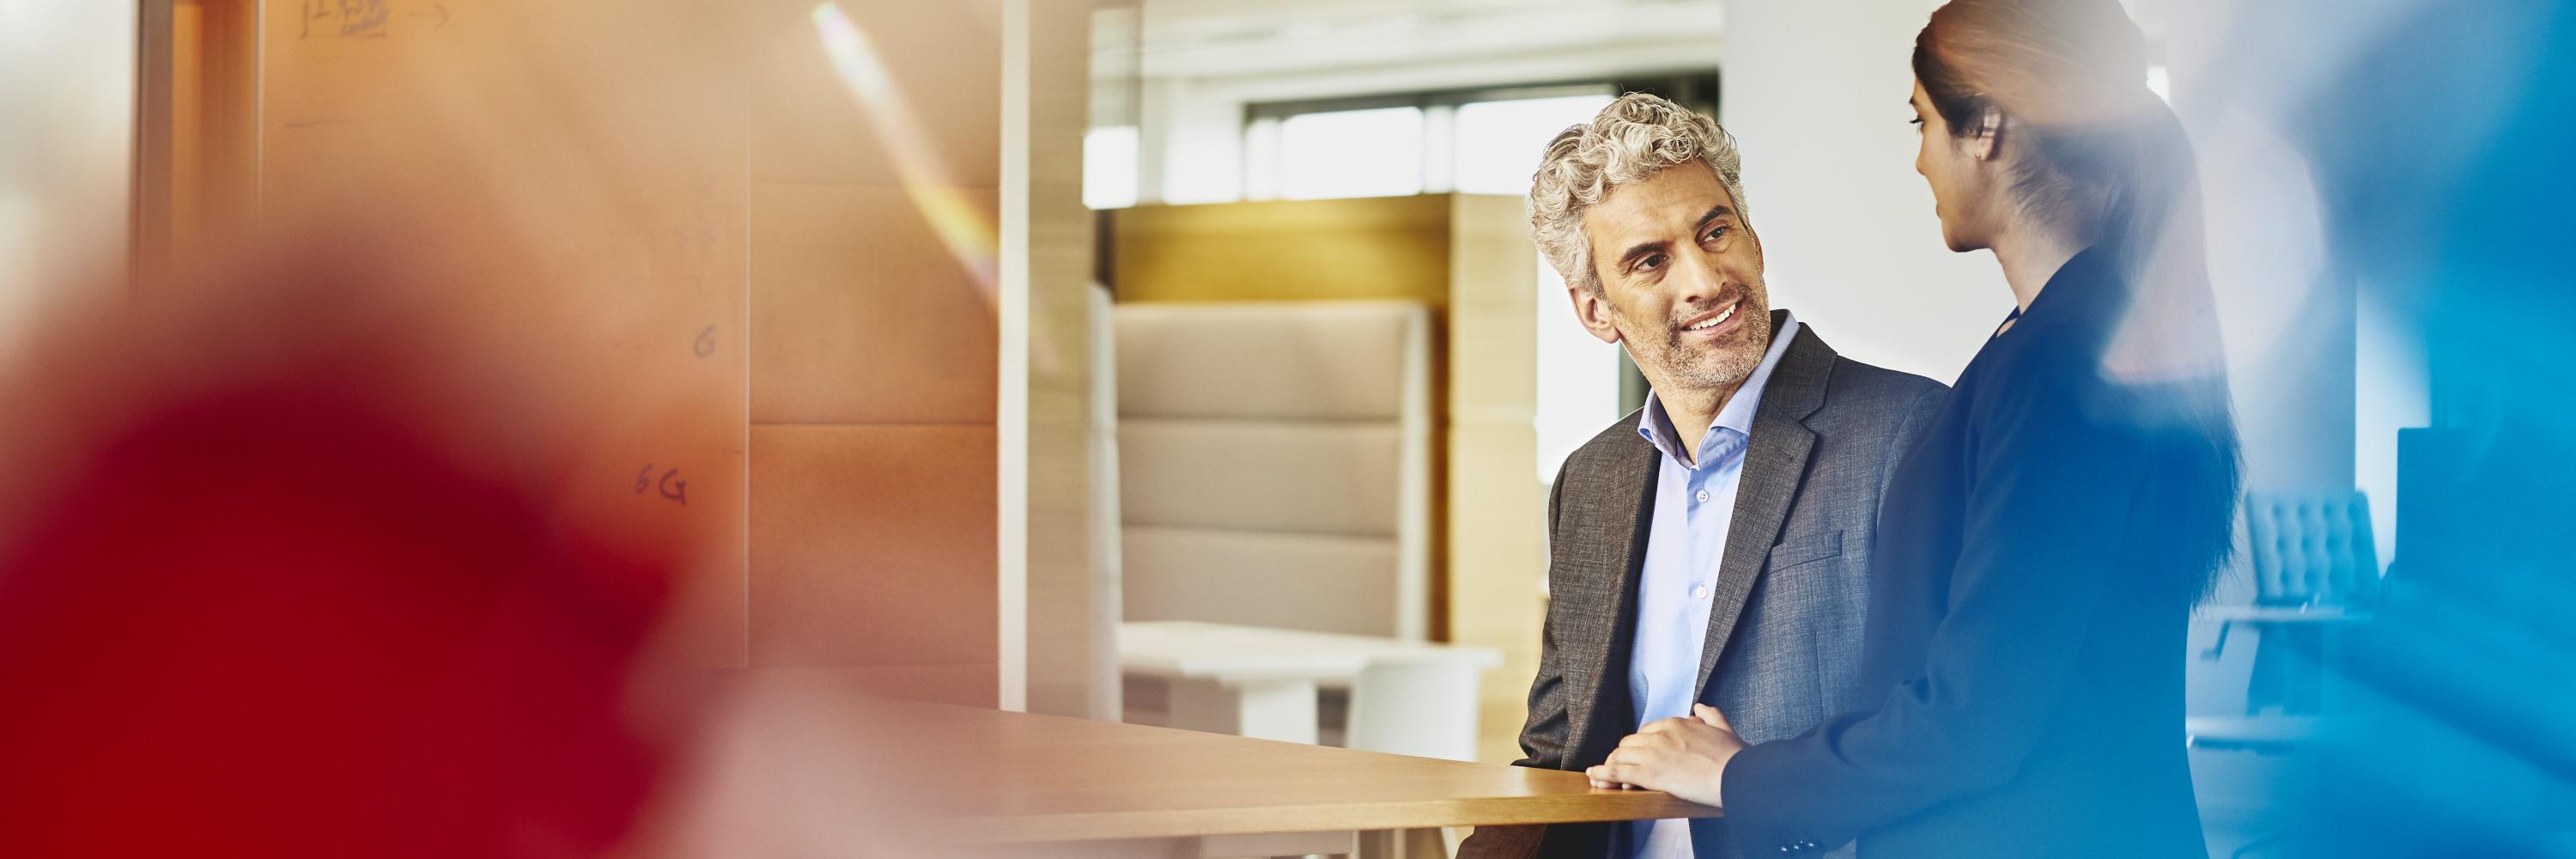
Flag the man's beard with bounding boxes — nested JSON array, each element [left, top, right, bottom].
[[1623, 297, 1773, 390]]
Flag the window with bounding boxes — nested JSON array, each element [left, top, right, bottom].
[[1242, 85, 1643, 481], [1083, 125, 1139, 210], [1247, 84, 1617, 203], [1451, 94, 1617, 195], [1276, 107, 1425, 200]]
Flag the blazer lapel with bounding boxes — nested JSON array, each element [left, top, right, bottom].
[[1561, 417, 1659, 765], [1695, 321, 1833, 700]]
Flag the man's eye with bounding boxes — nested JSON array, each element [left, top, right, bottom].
[[1637, 254, 1667, 271], [1703, 226, 1728, 244]]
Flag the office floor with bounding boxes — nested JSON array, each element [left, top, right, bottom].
[[2192, 746, 2302, 859]]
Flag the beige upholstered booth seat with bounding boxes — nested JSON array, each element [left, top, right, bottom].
[[1113, 300, 1432, 640]]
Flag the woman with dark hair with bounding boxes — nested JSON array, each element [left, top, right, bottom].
[[1583, 0, 2242, 856]]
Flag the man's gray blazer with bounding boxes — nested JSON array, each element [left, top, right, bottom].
[[1462, 314, 1947, 859]]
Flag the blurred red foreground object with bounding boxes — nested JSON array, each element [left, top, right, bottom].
[[0, 250, 695, 858]]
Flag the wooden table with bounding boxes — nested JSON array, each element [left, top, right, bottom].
[[1121, 620, 1503, 760], [884, 700, 1716, 858]]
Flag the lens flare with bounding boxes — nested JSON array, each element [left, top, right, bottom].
[[811, 3, 999, 300]]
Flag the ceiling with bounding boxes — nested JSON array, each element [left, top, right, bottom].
[[1117, 0, 1726, 103]]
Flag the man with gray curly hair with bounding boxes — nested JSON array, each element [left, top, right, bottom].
[[1460, 94, 1947, 859]]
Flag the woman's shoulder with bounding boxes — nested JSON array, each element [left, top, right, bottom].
[[1960, 325, 2136, 433], [1961, 308, 2100, 387]]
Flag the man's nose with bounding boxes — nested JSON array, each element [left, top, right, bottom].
[[1673, 247, 1723, 305]]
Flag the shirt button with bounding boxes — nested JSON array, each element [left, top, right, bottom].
[[1694, 489, 1711, 503], [1692, 584, 1710, 600]]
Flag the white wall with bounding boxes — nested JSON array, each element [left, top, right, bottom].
[[1139, 76, 1249, 204], [1722, 0, 2368, 484], [0, 0, 136, 345], [1717, 0, 1998, 383], [2354, 285, 2422, 576]]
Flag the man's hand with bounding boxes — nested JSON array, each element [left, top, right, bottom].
[[1584, 704, 1745, 807]]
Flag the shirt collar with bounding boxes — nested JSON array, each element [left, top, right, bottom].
[[1637, 311, 1801, 466]]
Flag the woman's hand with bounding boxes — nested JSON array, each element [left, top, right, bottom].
[[1585, 704, 1745, 807]]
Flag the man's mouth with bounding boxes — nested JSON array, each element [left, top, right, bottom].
[[1680, 302, 1741, 335]]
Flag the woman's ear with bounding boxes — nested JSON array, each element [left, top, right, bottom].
[[1970, 107, 2003, 161]]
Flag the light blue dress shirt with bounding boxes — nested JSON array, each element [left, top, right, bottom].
[[1625, 313, 1799, 859]]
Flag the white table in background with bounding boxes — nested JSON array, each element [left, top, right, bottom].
[[1120, 620, 1504, 762]]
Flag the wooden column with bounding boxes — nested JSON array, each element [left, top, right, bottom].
[[1003, 0, 1105, 718]]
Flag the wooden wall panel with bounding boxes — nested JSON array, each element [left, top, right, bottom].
[[747, 424, 997, 669], [172, 0, 260, 273], [756, 666, 1002, 710], [251, 0, 755, 665], [746, 181, 999, 425], [741, 0, 1003, 187], [223, 0, 1050, 702], [1110, 195, 1455, 307], [740, 0, 1008, 707]]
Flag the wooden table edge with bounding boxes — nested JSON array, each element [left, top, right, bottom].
[[949, 793, 1722, 844]]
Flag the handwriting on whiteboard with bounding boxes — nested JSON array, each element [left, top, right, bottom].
[[301, 0, 447, 39], [303, 0, 389, 38], [634, 464, 688, 506]]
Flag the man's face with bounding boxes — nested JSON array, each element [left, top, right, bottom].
[[1571, 161, 1772, 393]]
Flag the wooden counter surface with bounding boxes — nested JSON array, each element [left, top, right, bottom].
[[879, 700, 1716, 844]]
